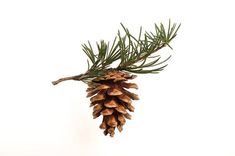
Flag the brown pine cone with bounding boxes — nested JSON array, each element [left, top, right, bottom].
[[86, 70, 139, 137]]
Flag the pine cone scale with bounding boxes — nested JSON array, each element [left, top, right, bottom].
[[107, 88, 123, 96], [101, 108, 114, 116], [104, 99, 118, 108]]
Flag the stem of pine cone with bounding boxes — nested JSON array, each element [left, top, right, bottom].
[[52, 74, 84, 85]]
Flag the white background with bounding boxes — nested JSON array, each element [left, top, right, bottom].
[[0, 0, 235, 156]]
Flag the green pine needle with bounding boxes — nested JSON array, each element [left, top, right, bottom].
[[81, 21, 180, 80]]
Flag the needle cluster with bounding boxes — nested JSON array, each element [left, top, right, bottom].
[[82, 21, 180, 80]]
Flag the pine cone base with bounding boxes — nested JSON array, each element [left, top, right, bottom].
[[86, 70, 139, 137]]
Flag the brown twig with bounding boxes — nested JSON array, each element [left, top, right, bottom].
[[52, 74, 84, 85]]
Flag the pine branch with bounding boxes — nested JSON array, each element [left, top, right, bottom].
[[52, 21, 180, 85]]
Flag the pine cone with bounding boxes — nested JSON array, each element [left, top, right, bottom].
[[86, 70, 139, 137]]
